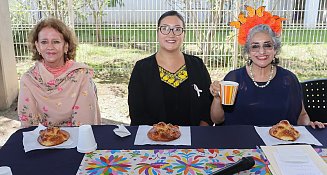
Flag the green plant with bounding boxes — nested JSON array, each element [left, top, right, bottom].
[[76, 44, 150, 83]]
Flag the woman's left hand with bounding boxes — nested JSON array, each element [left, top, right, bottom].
[[309, 121, 327, 129]]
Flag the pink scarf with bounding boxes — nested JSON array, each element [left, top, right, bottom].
[[18, 61, 101, 127]]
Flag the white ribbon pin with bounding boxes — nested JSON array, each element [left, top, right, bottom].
[[192, 84, 202, 97]]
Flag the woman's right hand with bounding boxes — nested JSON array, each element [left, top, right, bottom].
[[210, 81, 221, 98], [210, 80, 224, 124]]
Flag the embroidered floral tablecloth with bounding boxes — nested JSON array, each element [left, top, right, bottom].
[[76, 148, 327, 175]]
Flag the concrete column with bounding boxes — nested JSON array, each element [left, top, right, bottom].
[[0, 0, 19, 110], [304, 0, 320, 28]]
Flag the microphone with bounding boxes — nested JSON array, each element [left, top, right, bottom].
[[209, 156, 255, 175]]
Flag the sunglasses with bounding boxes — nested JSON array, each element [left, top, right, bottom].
[[158, 25, 184, 36], [249, 43, 274, 52]]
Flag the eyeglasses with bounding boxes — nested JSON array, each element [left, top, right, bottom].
[[158, 25, 184, 36], [249, 43, 274, 52]]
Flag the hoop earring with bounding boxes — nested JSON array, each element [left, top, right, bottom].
[[247, 58, 252, 66]]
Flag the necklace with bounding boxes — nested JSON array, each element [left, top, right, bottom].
[[249, 64, 274, 88]]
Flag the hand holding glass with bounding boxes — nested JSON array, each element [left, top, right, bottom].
[[219, 81, 239, 105]]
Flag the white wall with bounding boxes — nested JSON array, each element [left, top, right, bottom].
[[81, 0, 172, 24]]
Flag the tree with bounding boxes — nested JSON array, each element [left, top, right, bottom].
[[9, 0, 86, 23], [165, 0, 227, 63], [9, 0, 34, 24], [85, 0, 124, 44]]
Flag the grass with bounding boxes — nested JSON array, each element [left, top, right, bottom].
[[15, 43, 327, 83], [279, 44, 327, 81], [282, 29, 327, 44], [76, 44, 151, 84]]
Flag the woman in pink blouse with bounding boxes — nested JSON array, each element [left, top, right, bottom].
[[18, 18, 101, 127]]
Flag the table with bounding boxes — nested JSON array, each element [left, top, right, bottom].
[[0, 125, 326, 175]]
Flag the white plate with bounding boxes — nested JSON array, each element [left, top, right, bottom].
[[23, 124, 79, 152], [134, 125, 191, 145]]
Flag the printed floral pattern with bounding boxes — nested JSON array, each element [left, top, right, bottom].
[[85, 155, 131, 174], [18, 62, 99, 127], [78, 148, 327, 175], [76, 149, 245, 174]]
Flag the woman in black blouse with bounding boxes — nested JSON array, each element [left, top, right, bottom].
[[128, 10, 214, 126]]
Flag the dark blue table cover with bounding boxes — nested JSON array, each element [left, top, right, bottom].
[[0, 125, 326, 175]]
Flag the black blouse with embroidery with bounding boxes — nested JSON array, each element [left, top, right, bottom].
[[128, 53, 213, 126], [159, 65, 191, 126]]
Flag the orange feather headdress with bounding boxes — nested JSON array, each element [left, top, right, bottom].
[[229, 5, 287, 45]]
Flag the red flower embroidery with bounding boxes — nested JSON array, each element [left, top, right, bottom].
[[43, 106, 48, 112], [19, 115, 28, 121], [68, 72, 74, 77], [58, 86, 63, 91], [25, 98, 29, 102], [233, 150, 241, 154], [89, 69, 94, 77], [72, 105, 80, 110], [33, 69, 39, 78], [47, 80, 56, 86]]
